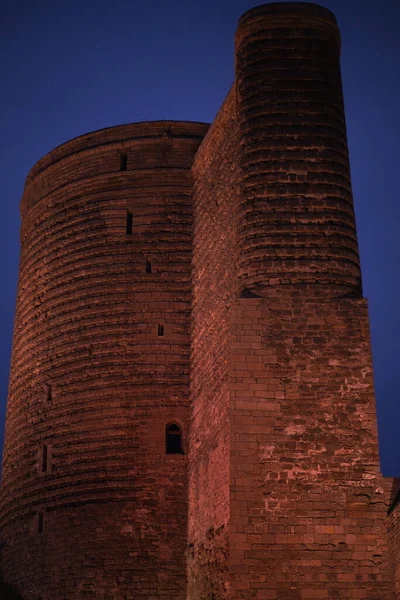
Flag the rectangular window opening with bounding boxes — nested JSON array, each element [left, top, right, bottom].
[[120, 153, 127, 171], [126, 211, 133, 235], [146, 259, 152, 274], [42, 444, 48, 473], [38, 512, 44, 534], [158, 324, 164, 337], [46, 384, 52, 403]]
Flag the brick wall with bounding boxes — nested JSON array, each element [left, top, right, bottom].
[[229, 291, 392, 599], [188, 3, 393, 599], [388, 479, 400, 596], [1, 122, 208, 599], [1, 2, 396, 599], [235, 3, 361, 295], [188, 88, 241, 599]]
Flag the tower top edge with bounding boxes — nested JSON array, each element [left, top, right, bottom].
[[238, 2, 338, 26], [236, 2, 341, 52], [26, 120, 210, 185]]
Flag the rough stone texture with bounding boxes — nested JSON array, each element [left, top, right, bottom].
[[1, 122, 208, 599], [235, 3, 360, 295], [387, 480, 400, 597], [0, 3, 395, 599], [188, 88, 240, 599], [229, 292, 391, 599]]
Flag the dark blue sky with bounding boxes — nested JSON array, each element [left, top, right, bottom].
[[1, 0, 399, 474]]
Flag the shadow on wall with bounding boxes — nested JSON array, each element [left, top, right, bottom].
[[0, 581, 24, 600], [389, 478, 400, 514]]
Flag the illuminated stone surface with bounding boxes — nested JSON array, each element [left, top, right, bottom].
[[0, 3, 396, 599]]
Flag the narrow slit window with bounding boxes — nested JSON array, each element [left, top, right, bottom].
[[166, 423, 183, 454], [158, 324, 164, 336], [38, 512, 44, 534], [146, 259, 152, 274], [126, 211, 133, 235], [46, 384, 52, 403], [120, 153, 127, 171], [42, 444, 48, 473]]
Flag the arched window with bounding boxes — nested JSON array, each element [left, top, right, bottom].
[[166, 423, 183, 454]]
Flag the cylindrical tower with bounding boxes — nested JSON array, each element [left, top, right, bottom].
[[235, 2, 361, 295], [0, 121, 208, 599]]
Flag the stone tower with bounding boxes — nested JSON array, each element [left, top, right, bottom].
[[0, 3, 395, 599]]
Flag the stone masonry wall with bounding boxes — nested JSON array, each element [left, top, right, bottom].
[[387, 480, 400, 597], [235, 3, 361, 295], [1, 2, 396, 599], [228, 5, 392, 597], [229, 291, 392, 599], [1, 122, 208, 599], [188, 89, 241, 600]]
